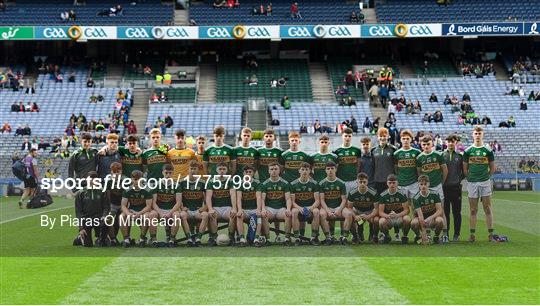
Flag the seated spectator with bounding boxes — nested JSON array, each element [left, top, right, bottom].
[[0, 1, 5, 12], [443, 94, 451, 105], [281, 95, 291, 109], [422, 113, 433, 123], [481, 115, 492, 125], [69, 9, 76, 21], [266, 3, 272, 15], [457, 115, 465, 125], [462, 92, 471, 102], [290, 2, 302, 18], [433, 111, 443, 123], [346, 96, 356, 106], [31, 102, 39, 112], [60, 11, 69, 22], [350, 11, 358, 23], [429, 93, 438, 103], [55, 73, 63, 83], [344, 71, 354, 86], [25, 84, 35, 95], [248, 75, 258, 86], [277, 76, 287, 87], [299, 122, 307, 134], [405, 102, 414, 115], [491, 141, 502, 152], [68, 72, 76, 83], [150, 91, 159, 103], [461, 101, 473, 113], [24, 102, 32, 112], [251, 5, 259, 15], [270, 79, 277, 88], [528, 90, 536, 101], [127, 120, 137, 134], [258, 4, 265, 14], [10, 102, 18, 112], [213, 0, 226, 8], [159, 91, 168, 102], [143, 65, 152, 76], [164, 115, 174, 128], [86, 78, 95, 88], [270, 118, 280, 126], [21, 124, 31, 136], [414, 101, 422, 113], [97, 4, 122, 16], [507, 116, 516, 127], [335, 85, 349, 96], [117, 90, 125, 100], [520, 99, 528, 110], [1, 122, 11, 133], [518, 86, 525, 97]]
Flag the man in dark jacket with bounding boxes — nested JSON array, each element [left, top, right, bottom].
[[74, 171, 110, 247], [68, 133, 98, 187], [97, 133, 121, 179], [371, 128, 396, 195], [443, 134, 464, 241]]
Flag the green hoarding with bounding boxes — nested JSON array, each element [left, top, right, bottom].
[[0, 27, 34, 40]]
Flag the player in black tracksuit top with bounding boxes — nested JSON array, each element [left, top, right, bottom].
[[74, 171, 110, 247]]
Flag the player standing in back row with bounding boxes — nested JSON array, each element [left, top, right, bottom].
[[334, 128, 361, 193], [142, 128, 169, 181], [257, 128, 283, 183], [312, 134, 338, 183], [281, 131, 311, 183], [234, 127, 259, 177], [372, 128, 396, 195], [394, 129, 421, 207], [463, 125, 501, 242], [203, 126, 236, 175]]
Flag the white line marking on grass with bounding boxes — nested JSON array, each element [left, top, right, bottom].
[[0, 206, 71, 224], [495, 199, 539, 205]]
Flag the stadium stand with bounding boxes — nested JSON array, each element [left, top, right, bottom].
[[216, 59, 313, 103], [0, 0, 173, 26], [146, 103, 243, 135], [190, 0, 359, 25], [503, 56, 540, 83], [376, 0, 540, 23], [151, 87, 197, 103]]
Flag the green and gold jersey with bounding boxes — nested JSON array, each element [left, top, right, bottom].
[[290, 178, 319, 207], [257, 147, 283, 182], [394, 147, 421, 186], [203, 144, 236, 175], [281, 150, 311, 183], [122, 187, 152, 212], [311, 152, 338, 182], [463, 145, 494, 182], [152, 183, 180, 210], [261, 177, 290, 209], [180, 180, 205, 210], [118, 147, 143, 177], [416, 151, 445, 186], [378, 189, 407, 214], [319, 178, 347, 209], [234, 146, 259, 176], [142, 147, 168, 180], [208, 178, 233, 207], [334, 146, 361, 182], [348, 187, 379, 212], [413, 191, 441, 218], [238, 179, 260, 210]]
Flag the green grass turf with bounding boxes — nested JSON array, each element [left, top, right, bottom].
[[1, 192, 539, 304]]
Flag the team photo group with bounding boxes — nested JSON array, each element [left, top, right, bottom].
[[31, 123, 505, 248]]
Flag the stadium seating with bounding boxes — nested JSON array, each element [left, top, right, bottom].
[[216, 59, 313, 103], [190, 0, 359, 25], [268, 103, 372, 134], [502, 56, 540, 83], [389, 76, 540, 132], [0, 0, 173, 26], [414, 57, 460, 77], [327, 59, 365, 102], [376, 0, 540, 23], [147, 103, 243, 135], [36, 68, 89, 89], [0, 87, 129, 135], [153, 87, 197, 103]]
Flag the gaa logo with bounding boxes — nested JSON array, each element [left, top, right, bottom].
[[327, 26, 352, 37], [43, 27, 68, 38], [166, 27, 189, 38], [287, 26, 311, 37], [368, 25, 393, 36], [409, 25, 432, 36], [125, 27, 150, 38], [84, 28, 108, 38], [206, 27, 231, 38], [247, 27, 270, 37]]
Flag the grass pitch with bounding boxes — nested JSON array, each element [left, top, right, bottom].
[[1, 191, 539, 304]]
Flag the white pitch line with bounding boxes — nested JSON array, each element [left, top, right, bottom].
[[0, 206, 71, 224]]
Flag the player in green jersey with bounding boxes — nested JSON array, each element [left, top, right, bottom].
[[334, 128, 361, 193], [179, 161, 209, 246], [417, 135, 449, 243], [290, 162, 321, 245], [319, 162, 350, 245], [377, 174, 410, 244], [142, 128, 169, 180], [311, 134, 338, 183], [347, 172, 379, 244], [203, 125, 236, 175], [281, 131, 311, 183], [206, 162, 237, 246], [463, 125, 498, 242], [411, 175, 444, 245], [260, 163, 292, 244], [116, 135, 144, 177], [151, 164, 182, 247], [234, 127, 259, 176], [235, 165, 261, 246], [257, 128, 283, 183], [119, 170, 157, 247], [394, 129, 421, 201]]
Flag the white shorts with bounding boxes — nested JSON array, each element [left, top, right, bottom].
[[265, 207, 285, 219], [158, 209, 176, 218], [188, 209, 201, 219], [387, 216, 403, 228], [353, 207, 374, 216], [430, 184, 444, 202], [400, 182, 419, 199], [213, 206, 232, 220], [467, 180, 492, 199], [242, 209, 257, 219], [344, 180, 358, 194]]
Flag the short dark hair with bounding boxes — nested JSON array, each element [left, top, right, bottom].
[[216, 162, 228, 169], [175, 129, 186, 138], [263, 128, 275, 136], [343, 128, 353, 135], [163, 164, 174, 171], [126, 135, 138, 143], [420, 135, 432, 143], [131, 170, 143, 180], [357, 172, 368, 180], [243, 165, 255, 172], [300, 162, 311, 169], [387, 174, 397, 181], [213, 125, 225, 136], [81, 133, 92, 141], [446, 134, 459, 142], [326, 161, 337, 168], [87, 171, 98, 179], [418, 175, 430, 184]]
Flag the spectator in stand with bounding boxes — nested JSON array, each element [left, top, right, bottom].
[[127, 120, 137, 134], [158, 91, 168, 102], [414, 100, 422, 114], [433, 111, 443, 123], [405, 102, 414, 115], [429, 93, 438, 103], [69, 9, 76, 21], [266, 3, 272, 15], [143, 65, 152, 76], [281, 95, 291, 109], [362, 117, 372, 134], [344, 71, 354, 86], [350, 116, 358, 133], [368, 83, 379, 107], [86, 78, 95, 88], [507, 116, 516, 127], [346, 96, 356, 106], [491, 141, 502, 152], [31, 103, 39, 112], [379, 84, 389, 108], [149, 91, 159, 103], [61, 10, 69, 21], [350, 11, 358, 23], [462, 92, 471, 102], [443, 94, 451, 105], [299, 122, 307, 134], [0, 1, 6, 12], [213, 0, 226, 8], [481, 115, 492, 125], [313, 120, 322, 133], [68, 72, 76, 83], [520, 99, 528, 110], [423, 113, 433, 123], [21, 138, 31, 151], [372, 117, 380, 132], [164, 115, 174, 128], [290, 2, 302, 18], [1, 122, 11, 133]]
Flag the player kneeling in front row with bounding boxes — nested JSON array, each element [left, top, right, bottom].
[[260, 163, 293, 244], [74, 171, 110, 247], [319, 162, 351, 245], [347, 172, 379, 244], [411, 175, 445, 244], [179, 161, 209, 246], [378, 174, 411, 244], [119, 170, 158, 247], [152, 164, 182, 247], [290, 162, 321, 245], [236, 165, 262, 246], [206, 162, 237, 246]]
